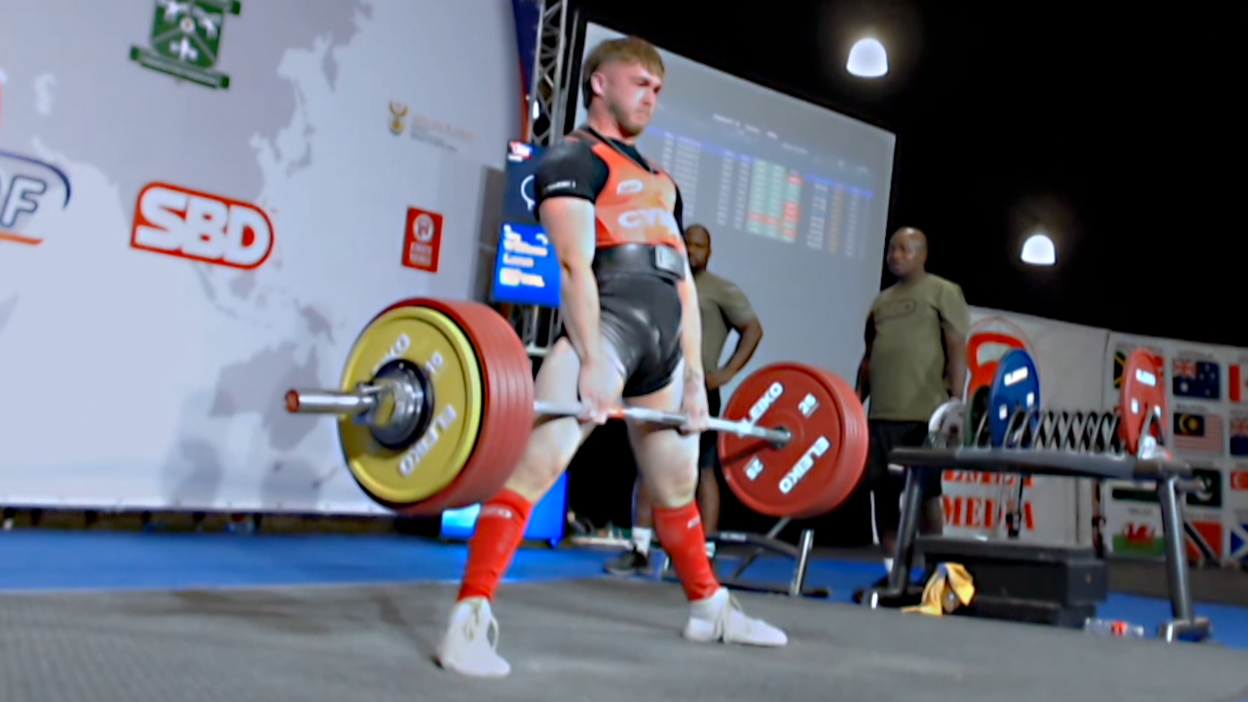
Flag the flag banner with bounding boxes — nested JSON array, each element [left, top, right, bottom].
[[1173, 406, 1225, 456], [1172, 354, 1221, 400]]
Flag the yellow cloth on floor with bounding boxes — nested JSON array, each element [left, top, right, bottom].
[[901, 563, 975, 616]]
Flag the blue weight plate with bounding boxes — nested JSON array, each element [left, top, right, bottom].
[[988, 348, 1041, 447]]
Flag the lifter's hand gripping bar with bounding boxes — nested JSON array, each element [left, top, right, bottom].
[[284, 388, 791, 446]]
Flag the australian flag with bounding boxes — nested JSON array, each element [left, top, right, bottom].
[[1172, 358, 1220, 400], [1231, 417, 1248, 457]]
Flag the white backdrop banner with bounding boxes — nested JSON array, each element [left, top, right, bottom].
[[0, 0, 521, 512], [938, 307, 1109, 546]]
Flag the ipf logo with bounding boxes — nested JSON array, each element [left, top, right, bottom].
[[0, 151, 72, 246]]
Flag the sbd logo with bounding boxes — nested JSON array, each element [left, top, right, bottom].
[[131, 182, 274, 269]]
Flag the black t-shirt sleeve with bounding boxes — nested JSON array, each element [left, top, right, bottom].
[[533, 139, 608, 211]]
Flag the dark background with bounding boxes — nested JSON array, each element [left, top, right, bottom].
[[557, 1, 1237, 546]]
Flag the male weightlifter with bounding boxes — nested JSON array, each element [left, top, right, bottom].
[[854, 227, 969, 601], [606, 224, 764, 575], [435, 36, 787, 678]]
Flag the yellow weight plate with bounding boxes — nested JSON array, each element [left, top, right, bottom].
[[338, 304, 484, 505]]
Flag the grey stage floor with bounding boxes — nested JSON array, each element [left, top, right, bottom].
[[3, 579, 1247, 702]]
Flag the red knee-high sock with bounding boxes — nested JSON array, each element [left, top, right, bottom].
[[653, 501, 720, 601], [458, 489, 533, 602]]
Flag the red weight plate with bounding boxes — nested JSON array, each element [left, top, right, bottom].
[[718, 362, 868, 519], [384, 298, 534, 516], [806, 364, 870, 511], [1118, 348, 1167, 455]]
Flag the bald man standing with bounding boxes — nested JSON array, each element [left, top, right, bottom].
[[853, 227, 970, 601]]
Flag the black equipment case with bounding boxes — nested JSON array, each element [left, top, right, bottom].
[[914, 536, 1109, 628]]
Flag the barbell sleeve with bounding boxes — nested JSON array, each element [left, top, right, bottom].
[[534, 401, 791, 445], [285, 388, 377, 415]]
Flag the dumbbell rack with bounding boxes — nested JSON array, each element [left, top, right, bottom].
[[657, 518, 829, 598], [975, 406, 1218, 562], [866, 405, 1213, 643], [982, 406, 1123, 539]]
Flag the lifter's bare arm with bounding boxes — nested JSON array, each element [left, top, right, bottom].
[[677, 267, 705, 383], [676, 256, 709, 431], [541, 198, 601, 363], [539, 197, 614, 423]]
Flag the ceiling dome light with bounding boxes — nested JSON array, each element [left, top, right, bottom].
[[1021, 234, 1056, 266], [847, 38, 888, 78]]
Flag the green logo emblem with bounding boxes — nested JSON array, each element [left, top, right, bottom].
[[129, 0, 242, 89]]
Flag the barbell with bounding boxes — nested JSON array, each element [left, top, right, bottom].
[[288, 395, 792, 446], [282, 299, 1167, 520], [283, 297, 871, 519]]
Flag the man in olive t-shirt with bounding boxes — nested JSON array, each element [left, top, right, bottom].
[[854, 227, 970, 599], [606, 224, 764, 575]]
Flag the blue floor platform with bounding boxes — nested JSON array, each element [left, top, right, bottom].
[[5, 529, 1246, 650]]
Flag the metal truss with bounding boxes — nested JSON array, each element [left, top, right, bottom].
[[515, 0, 568, 356], [525, 0, 569, 147]]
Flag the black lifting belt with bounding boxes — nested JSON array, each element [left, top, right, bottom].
[[592, 243, 685, 283]]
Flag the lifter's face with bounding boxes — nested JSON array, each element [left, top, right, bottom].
[[592, 60, 662, 137], [686, 227, 711, 272]]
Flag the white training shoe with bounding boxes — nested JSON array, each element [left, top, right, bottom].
[[682, 587, 788, 647], [435, 597, 511, 677]]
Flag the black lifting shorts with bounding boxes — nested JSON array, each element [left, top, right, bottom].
[[587, 244, 685, 398]]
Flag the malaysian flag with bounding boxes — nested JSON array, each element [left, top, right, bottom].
[[1174, 411, 1224, 455]]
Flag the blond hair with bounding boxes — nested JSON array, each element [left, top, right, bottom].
[[581, 36, 664, 108]]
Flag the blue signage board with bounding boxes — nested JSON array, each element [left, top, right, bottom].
[[503, 140, 543, 224], [491, 221, 560, 308]]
